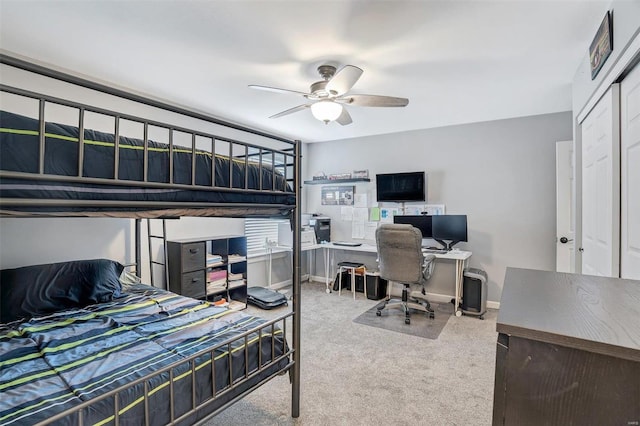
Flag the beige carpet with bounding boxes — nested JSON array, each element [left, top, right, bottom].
[[208, 281, 498, 425]]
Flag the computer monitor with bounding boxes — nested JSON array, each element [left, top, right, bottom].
[[432, 215, 468, 250], [393, 215, 432, 238]]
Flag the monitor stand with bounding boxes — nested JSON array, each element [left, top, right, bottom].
[[434, 239, 459, 251]]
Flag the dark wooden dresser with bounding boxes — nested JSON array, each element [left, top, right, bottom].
[[493, 268, 640, 426]]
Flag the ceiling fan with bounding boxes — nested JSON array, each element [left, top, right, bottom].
[[249, 64, 409, 125]]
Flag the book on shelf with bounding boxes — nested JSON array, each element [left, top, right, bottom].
[[208, 270, 227, 282], [227, 279, 245, 289], [206, 279, 227, 291], [206, 253, 223, 266], [228, 254, 246, 263], [228, 272, 244, 281], [207, 278, 227, 288]]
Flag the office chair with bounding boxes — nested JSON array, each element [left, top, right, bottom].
[[375, 224, 436, 324]]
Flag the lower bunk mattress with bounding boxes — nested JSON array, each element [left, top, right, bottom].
[[0, 284, 290, 425]]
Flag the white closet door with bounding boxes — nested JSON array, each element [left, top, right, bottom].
[[620, 64, 640, 279], [581, 85, 620, 277], [556, 140, 574, 272]]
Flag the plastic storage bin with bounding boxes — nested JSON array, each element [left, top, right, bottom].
[[365, 271, 388, 300], [461, 268, 488, 319]]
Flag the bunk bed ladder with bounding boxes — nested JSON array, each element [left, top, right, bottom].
[[147, 219, 169, 287]]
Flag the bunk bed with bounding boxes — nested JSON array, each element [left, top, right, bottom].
[[0, 55, 302, 425]]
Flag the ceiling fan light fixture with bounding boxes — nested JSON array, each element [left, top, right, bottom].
[[311, 100, 343, 124]]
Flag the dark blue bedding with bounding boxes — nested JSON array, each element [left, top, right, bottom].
[[0, 111, 294, 214], [0, 284, 289, 425]]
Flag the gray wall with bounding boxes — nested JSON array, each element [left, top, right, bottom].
[[304, 112, 573, 303], [0, 216, 245, 287]]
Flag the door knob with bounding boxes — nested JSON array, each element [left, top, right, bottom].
[[559, 237, 573, 244], [578, 247, 584, 252]]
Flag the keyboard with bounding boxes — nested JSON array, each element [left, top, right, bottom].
[[332, 241, 362, 247], [422, 248, 448, 254]]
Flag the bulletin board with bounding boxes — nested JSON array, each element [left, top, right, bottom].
[[321, 186, 355, 205]]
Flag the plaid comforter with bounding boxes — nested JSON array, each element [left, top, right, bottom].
[[0, 284, 288, 425]]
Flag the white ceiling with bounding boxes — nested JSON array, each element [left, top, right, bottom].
[[0, 0, 610, 143]]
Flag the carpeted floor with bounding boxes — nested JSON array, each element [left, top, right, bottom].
[[208, 281, 498, 425]]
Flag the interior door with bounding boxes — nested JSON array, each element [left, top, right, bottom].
[[581, 85, 620, 277], [556, 140, 574, 272], [620, 63, 640, 279]]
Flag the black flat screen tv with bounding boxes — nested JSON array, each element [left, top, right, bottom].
[[376, 171, 425, 202]]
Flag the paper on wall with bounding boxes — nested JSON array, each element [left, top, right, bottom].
[[354, 193, 368, 208], [341, 206, 353, 221], [424, 204, 446, 215], [365, 222, 378, 241], [380, 208, 397, 223], [405, 206, 423, 215], [353, 207, 368, 222], [351, 207, 368, 239], [369, 207, 381, 221], [352, 222, 365, 239]]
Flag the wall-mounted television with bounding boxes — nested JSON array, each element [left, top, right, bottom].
[[375, 171, 426, 202]]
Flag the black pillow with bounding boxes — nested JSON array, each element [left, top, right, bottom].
[[1, 259, 124, 323]]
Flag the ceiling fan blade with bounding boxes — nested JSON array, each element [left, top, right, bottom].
[[339, 94, 409, 107], [269, 104, 311, 119], [325, 65, 363, 96], [336, 108, 353, 126], [249, 85, 311, 97]]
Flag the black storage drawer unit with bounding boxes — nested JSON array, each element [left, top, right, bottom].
[[180, 270, 206, 299], [180, 242, 205, 272], [167, 235, 248, 310]]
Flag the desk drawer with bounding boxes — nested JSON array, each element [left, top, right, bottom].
[[181, 270, 206, 299], [181, 242, 205, 272]]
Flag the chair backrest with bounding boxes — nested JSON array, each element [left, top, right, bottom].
[[376, 224, 424, 284]]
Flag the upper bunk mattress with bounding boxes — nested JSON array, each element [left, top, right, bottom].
[[0, 111, 294, 215]]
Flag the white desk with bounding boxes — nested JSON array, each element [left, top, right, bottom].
[[265, 244, 319, 287], [315, 243, 471, 317]]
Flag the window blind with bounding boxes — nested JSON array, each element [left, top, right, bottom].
[[245, 218, 288, 255]]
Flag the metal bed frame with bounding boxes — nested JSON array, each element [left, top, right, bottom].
[[0, 54, 302, 422]]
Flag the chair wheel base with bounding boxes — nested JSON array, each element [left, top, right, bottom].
[[376, 311, 382, 317], [405, 318, 410, 324]]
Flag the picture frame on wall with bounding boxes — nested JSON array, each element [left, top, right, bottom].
[[589, 10, 613, 80]]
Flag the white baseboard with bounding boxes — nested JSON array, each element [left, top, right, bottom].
[[303, 276, 500, 309], [304, 275, 500, 309], [487, 301, 500, 310]]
